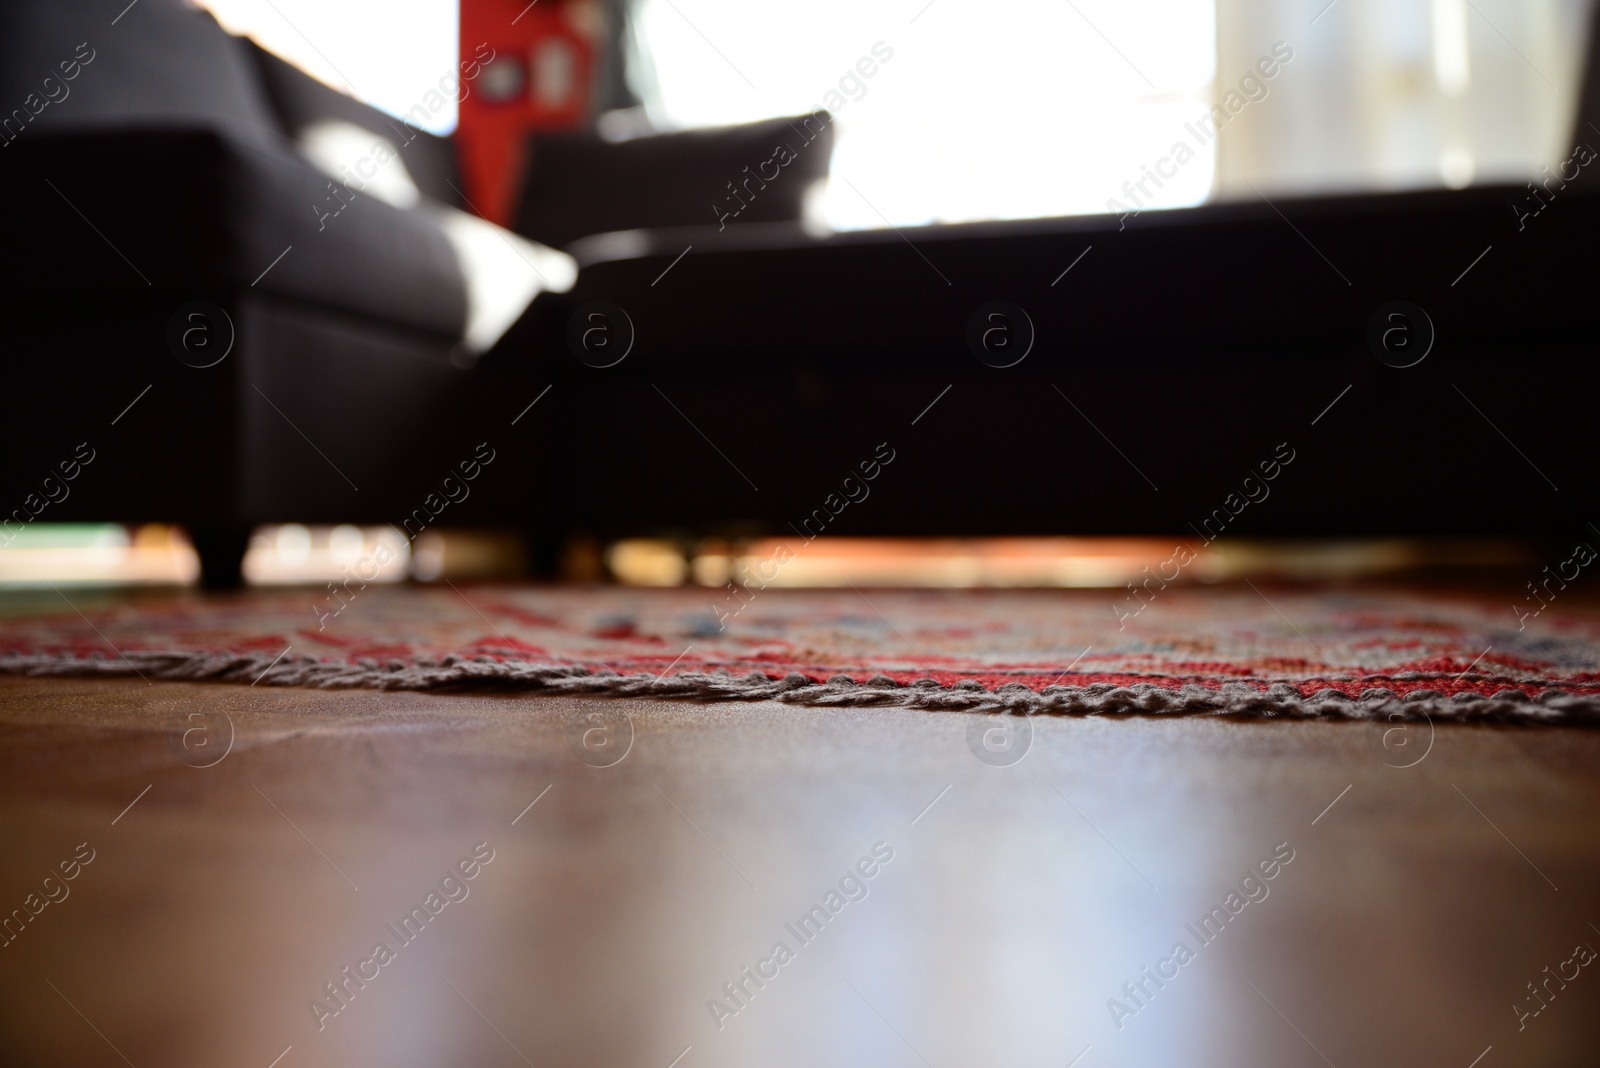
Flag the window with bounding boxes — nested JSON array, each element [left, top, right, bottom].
[[629, 0, 1595, 228], [195, 0, 462, 134], [629, 0, 1218, 228]]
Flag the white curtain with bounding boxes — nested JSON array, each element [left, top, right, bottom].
[[1211, 0, 1594, 198]]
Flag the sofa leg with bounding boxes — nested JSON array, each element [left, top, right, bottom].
[[189, 526, 252, 590], [523, 526, 565, 581]]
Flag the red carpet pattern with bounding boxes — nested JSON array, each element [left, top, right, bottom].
[[2, 586, 1598, 720]]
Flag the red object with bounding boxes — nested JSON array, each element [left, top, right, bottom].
[[456, 0, 597, 224]]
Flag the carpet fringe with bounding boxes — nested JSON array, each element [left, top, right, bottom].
[[2, 650, 1596, 722]]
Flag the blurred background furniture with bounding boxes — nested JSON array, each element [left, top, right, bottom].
[[505, 180, 1600, 548]]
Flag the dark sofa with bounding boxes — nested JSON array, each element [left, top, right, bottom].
[[488, 19, 1600, 552], [500, 182, 1600, 548], [0, 0, 501, 584]]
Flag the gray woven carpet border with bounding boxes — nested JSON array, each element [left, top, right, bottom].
[[2, 650, 1597, 723]]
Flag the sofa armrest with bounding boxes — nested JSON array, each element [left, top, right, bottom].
[[2, 127, 469, 338]]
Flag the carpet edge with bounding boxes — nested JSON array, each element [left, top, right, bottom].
[[2, 651, 1596, 723]]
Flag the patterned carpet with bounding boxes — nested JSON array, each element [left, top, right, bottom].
[[1, 585, 1597, 720]]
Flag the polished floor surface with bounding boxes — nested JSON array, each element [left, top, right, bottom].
[[0, 675, 1596, 1066]]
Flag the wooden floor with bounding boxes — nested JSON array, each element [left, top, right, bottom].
[[0, 675, 1596, 1067]]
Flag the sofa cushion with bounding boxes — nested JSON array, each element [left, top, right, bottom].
[[245, 40, 467, 209], [0, 0, 283, 151], [295, 119, 427, 210], [424, 206, 576, 353], [514, 113, 835, 247]]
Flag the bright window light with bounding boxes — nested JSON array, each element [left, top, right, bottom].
[[196, 0, 461, 134], [244, 525, 410, 585], [631, 0, 1217, 228], [0, 525, 198, 586]]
